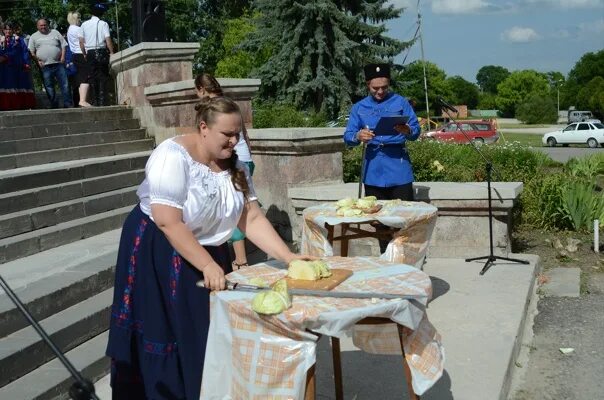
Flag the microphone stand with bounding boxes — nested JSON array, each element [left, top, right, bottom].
[[0, 275, 99, 400], [437, 98, 529, 275]]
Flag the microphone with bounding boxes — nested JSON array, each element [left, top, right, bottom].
[[438, 97, 458, 113]]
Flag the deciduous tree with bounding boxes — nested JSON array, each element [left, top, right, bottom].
[[476, 65, 510, 94], [495, 70, 550, 117]]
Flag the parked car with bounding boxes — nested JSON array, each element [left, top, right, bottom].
[[541, 121, 604, 148], [423, 120, 499, 144], [568, 110, 596, 123]]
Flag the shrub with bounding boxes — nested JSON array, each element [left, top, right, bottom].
[[252, 102, 328, 128], [515, 93, 558, 124], [341, 140, 604, 231]]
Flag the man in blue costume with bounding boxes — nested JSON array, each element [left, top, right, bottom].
[[343, 63, 421, 251]]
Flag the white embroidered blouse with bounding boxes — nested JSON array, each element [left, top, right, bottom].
[[137, 138, 257, 246]]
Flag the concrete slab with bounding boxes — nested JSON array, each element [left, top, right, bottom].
[[541, 267, 581, 297]]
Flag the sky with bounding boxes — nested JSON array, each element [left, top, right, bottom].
[[386, 0, 604, 83]]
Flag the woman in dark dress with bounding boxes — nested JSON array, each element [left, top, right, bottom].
[[0, 21, 36, 110], [106, 97, 306, 399]]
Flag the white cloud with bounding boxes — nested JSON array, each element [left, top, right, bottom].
[[525, 0, 604, 8], [578, 18, 604, 36], [431, 0, 491, 14], [501, 26, 541, 42]]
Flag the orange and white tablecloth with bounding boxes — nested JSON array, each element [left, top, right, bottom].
[[200, 256, 444, 399], [300, 200, 438, 269]]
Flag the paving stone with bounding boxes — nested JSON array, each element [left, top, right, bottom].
[[541, 267, 581, 297]]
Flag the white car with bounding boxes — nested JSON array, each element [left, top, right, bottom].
[[542, 121, 604, 148]]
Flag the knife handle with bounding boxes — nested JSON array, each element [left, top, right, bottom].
[[195, 280, 236, 290]]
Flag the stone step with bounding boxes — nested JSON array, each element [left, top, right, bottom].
[[0, 289, 112, 387], [0, 331, 109, 400], [0, 230, 119, 337], [0, 128, 147, 156], [0, 106, 133, 128], [0, 118, 141, 142], [0, 169, 145, 216], [0, 151, 150, 193], [0, 206, 130, 264], [0, 186, 138, 239], [0, 139, 154, 171]]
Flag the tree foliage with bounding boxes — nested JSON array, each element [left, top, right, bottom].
[[563, 50, 604, 116], [496, 70, 550, 117], [445, 75, 479, 109], [215, 12, 270, 78], [576, 76, 604, 119], [392, 61, 451, 116], [476, 65, 510, 94], [516, 93, 557, 124], [247, 0, 412, 118]]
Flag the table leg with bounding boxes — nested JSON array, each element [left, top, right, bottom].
[[397, 324, 420, 400], [305, 363, 316, 400], [331, 337, 344, 400], [340, 224, 349, 257]]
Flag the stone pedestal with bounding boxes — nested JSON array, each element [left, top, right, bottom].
[[249, 128, 345, 242], [145, 78, 260, 143], [110, 42, 200, 107], [110, 42, 260, 143]]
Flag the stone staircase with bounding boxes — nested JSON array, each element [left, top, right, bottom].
[[0, 107, 154, 399]]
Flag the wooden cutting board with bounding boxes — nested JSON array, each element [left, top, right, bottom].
[[285, 269, 353, 290]]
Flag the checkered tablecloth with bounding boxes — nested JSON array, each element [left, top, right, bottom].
[[300, 200, 438, 269], [200, 257, 444, 399]]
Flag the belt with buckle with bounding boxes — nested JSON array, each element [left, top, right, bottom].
[[368, 143, 405, 149]]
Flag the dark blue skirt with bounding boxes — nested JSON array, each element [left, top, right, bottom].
[[106, 205, 232, 399]]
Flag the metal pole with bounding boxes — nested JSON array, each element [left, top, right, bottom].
[[417, 0, 430, 124]]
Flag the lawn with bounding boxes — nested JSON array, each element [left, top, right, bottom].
[[497, 132, 543, 147]]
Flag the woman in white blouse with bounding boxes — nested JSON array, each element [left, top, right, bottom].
[[66, 11, 91, 107], [106, 97, 306, 399]]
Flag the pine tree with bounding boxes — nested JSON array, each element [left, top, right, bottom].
[[248, 0, 411, 118]]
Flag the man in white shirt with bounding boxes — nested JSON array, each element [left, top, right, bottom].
[[28, 18, 73, 108], [79, 3, 114, 106]]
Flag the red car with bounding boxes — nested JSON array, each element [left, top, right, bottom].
[[423, 120, 499, 144]]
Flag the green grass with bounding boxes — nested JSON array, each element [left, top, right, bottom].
[[498, 132, 543, 147], [497, 123, 558, 129]]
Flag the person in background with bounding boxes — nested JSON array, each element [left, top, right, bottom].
[[28, 18, 72, 108], [343, 63, 420, 252], [194, 73, 256, 270], [67, 11, 91, 107], [0, 21, 36, 110], [106, 96, 307, 399], [79, 3, 114, 106]]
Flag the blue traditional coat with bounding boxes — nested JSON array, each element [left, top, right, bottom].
[[343, 93, 420, 187]]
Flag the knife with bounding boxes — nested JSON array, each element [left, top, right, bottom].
[[196, 280, 427, 302]]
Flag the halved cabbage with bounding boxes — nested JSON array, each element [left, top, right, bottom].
[[287, 259, 320, 280], [336, 197, 355, 208], [311, 260, 332, 278]]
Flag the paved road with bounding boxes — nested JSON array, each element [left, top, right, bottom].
[[532, 146, 604, 163]]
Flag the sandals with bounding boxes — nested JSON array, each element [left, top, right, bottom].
[[232, 261, 249, 270]]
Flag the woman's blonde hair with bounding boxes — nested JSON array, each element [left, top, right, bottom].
[[67, 11, 81, 26], [194, 97, 249, 198]]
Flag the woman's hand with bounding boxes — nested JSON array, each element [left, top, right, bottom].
[[201, 261, 226, 291]]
